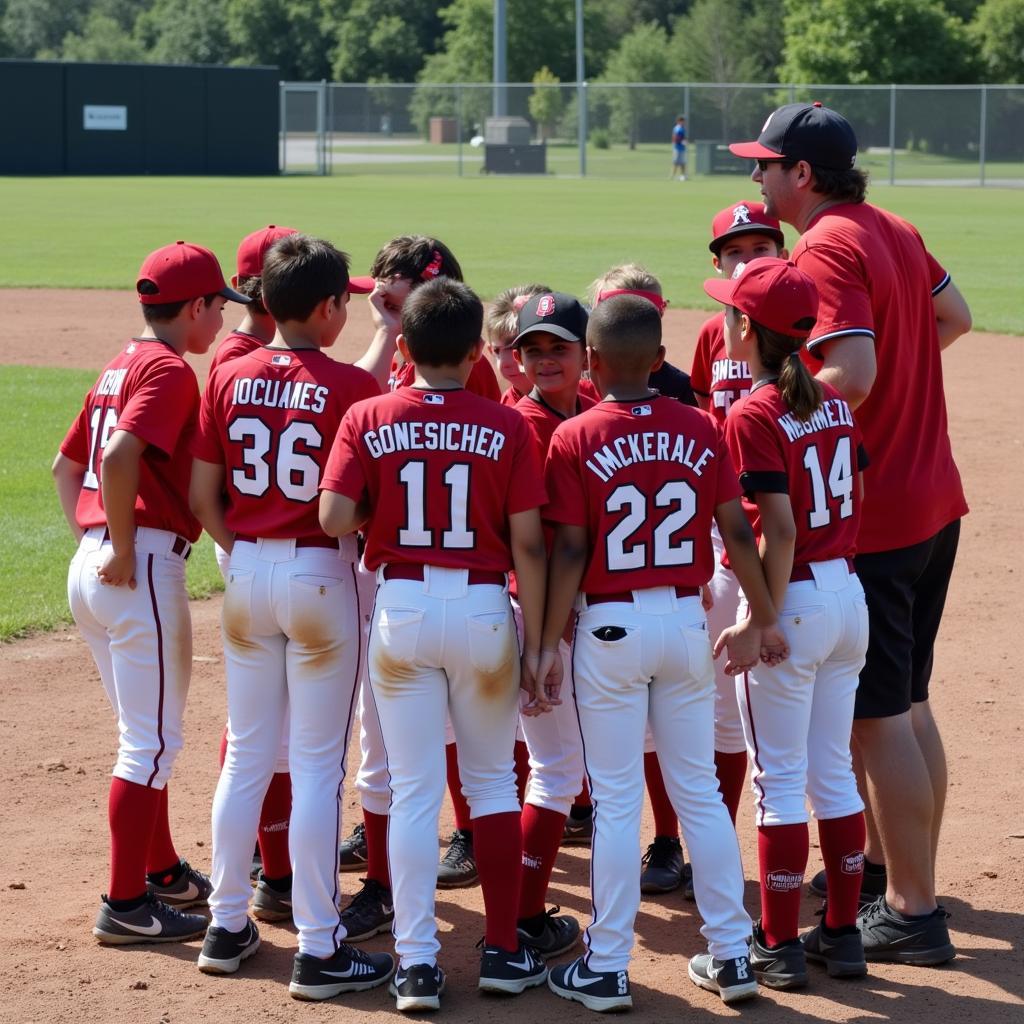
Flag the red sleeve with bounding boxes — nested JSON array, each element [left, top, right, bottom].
[[714, 423, 744, 505], [191, 374, 225, 463], [118, 360, 197, 457], [60, 403, 91, 464], [724, 402, 786, 495], [578, 377, 601, 403], [690, 318, 716, 396], [542, 428, 587, 526], [505, 416, 547, 514], [468, 357, 502, 402], [320, 405, 369, 500], [793, 239, 874, 355]]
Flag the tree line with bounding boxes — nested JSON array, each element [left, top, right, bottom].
[[1, 0, 1021, 86]]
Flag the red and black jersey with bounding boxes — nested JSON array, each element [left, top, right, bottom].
[[544, 395, 740, 593], [208, 330, 264, 375], [515, 388, 597, 462], [193, 347, 379, 540], [389, 353, 502, 403], [794, 202, 967, 553], [725, 381, 867, 566], [500, 384, 526, 407], [322, 387, 546, 572], [690, 311, 752, 424], [60, 339, 202, 540]]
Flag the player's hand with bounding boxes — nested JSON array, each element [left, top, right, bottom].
[[713, 620, 761, 676], [700, 583, 714, 612], [520, 650, 552, 716], [760, 623, 790, 666], [97, 548, 137, 590], [369, 283, 401, 337], [537, 647, 563, 706]]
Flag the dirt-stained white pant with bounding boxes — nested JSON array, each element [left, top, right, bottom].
[[208, 539, 361, 958], [572, 588, 751, 973], [68, 526, 192, 789], [736, 559, 868, 827], [367, 566, 521, 968]]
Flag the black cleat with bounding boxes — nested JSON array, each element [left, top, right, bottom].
[[478, 942, 548, 994], [338, 822, 369, 872], [436, 829, 478, 888], [688, 951, 760, 1004], [749, 921, 809, 990], [93, 893, 207, 946], [289, 943, 395, 1001], [857, 896, 956, 966], [390, 962, 446, 1012], [517, 906, 581, 958], [640, 836, 685, 894], [341, 877, 394, 942], [197, 919, 261, 974], [548, 955, 632, 1012]]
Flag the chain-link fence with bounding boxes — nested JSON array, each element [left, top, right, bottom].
[[280, 81, 1024, 186]]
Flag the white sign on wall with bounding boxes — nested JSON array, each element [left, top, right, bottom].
[[83, 105, 128, 131]]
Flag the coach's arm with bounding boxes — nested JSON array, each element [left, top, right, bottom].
[[813, 333, 876, 410], [934, 281, 972, 351]]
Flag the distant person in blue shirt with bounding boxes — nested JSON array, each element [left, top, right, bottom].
[[671, 115, 687, 180]]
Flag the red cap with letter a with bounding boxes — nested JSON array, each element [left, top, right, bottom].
[[703, 257, 819, 339], [137, 241, 250, 305], [709, 200, 784, 254]]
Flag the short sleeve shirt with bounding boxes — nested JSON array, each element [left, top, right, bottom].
[[690, 312, 752, 424], [59, 339, 202, 540], [544, 395, 740, 593], [322, 387, 546, 572], [209, 331, 264, 375], [390, 355, 502, 402], [793, 202, 967, 553]]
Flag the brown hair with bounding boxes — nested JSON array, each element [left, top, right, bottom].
[[235, 275, 268, 316], [486, 283, 552, 341], [138, 283, 219, 324], [743, 312, 822, 421], [587, 263, 662, 306], [262, 234, 350, 323], [810, 165, 869, 204], [369, 235, 463, 284], [402, 277, 484, 368]]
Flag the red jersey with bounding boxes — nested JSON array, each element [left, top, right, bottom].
[[193, 347, 379, 543], [209, 330, 264, 375], [544, 395, 740, 593], [690, 312, 752, 424], [725, 382, 868, 567], [578, 377, 601, 404], [793, 202, 967, 553], [514, 388, 597, 461], [322, 387, 546, 572], [500, 384, 526, 407], [59, 339, 202, 540], [389, 354, 502, 402]]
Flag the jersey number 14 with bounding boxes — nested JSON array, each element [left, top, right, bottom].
[[803, 437, 854, 529]]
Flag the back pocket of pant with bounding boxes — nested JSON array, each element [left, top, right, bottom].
[[374, 607, 425, 667], [465, 611, 517, 689]]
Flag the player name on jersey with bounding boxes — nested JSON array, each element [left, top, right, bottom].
[[710, 358, 750, 385], [96, 367, 128, 396], [362, 420, 506, 461], [231, 376, 329, 414], [585, 430, 716, 483], [777, 397, 854, 443]]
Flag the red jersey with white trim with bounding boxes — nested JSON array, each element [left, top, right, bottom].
[[193, 347, 379, 540], [390, 353, 502, 402], [544, 395, 740, 593], [322, 387, 546, 572], [725, 382, 867, 567], [59, 339, 202, 540], [690, 312, 752, 424], [515, 388, 597, 460], [500, 384, 525, 407], [793, 202, 967, 553], [209, 330, 264, 374]]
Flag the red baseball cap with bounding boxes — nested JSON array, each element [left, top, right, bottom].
[[347, 275, 376, 294], [137, 241, 249, 306], [709, 201, 784, 254], [703, 258, 819, 339], [235, 225, 298, 280]]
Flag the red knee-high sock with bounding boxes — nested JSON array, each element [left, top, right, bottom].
[[818, 813, 866, 930], [714, 750, 748, 824], [445, 742, 473, 833], [474, 810, 522, 951], [257, 772, 292, 879], [518, 804, 566, 919], [146, 784, 179, 876], [573, 778, 591, 810], [363, 808, 391, 888], [219, 725, 229, 767], [109, 777, 162, 900], [514, 740, 531, 807], [643, 752, 679, 838], [758, 822, 809, 947]]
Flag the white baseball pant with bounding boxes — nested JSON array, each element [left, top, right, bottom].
[[367, 566, 521, 968], [68, 526, 192, 789], [572, 587, 752, 973], [736, 559, 868, 826], [708, 525, 746, 753], [208, 539, 361, 957]]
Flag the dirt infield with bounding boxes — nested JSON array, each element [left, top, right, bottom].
[[1, 290, 1022, 1023]]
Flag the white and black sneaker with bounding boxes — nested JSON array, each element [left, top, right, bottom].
[[252, 873, 292, 922], [289, 943, 395, 1001], [146, 860, 213, 909], [688, 951, 760, 1004], [548, 955, 632, 1012], [93, 892, 207, 945], [197, 919, 261, 974], [517, 906, 581, 958], [341, 877, 394, 941], [478, 942, 548, 994], [389, 962, 446, 1012], [338, 822, 369, 872]]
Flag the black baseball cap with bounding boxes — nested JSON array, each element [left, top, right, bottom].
[[729, 102, 858, 171], [512, 291, 588, 348]]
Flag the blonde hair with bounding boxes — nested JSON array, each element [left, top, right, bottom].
[[486, 283, 552, 341], [587, 263, 662, 306]]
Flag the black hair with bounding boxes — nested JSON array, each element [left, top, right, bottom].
[[809, 164, 869, 204], [401, 277, 484, 368], [586, 294, 662, 374], [369, 235, 463, 284], [138, 280, 219, 324], [261, 234, 350, 323]]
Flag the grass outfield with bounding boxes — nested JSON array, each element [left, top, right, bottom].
[[0, 368, 222, 641], [0, 173, 1019, 334]]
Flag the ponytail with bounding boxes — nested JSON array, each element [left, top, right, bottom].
[[749, 316, 822, 421]]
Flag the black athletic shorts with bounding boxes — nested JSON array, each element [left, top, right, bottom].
[[853, 519, 961, 720]]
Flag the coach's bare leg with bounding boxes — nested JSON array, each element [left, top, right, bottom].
[[910, 700, 947, 892], [852, 742, 884, 866], [852, 713, 936, 916]]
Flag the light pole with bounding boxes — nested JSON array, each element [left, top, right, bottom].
[[493, 0, 507, 117], [576, 0, 586, 176]]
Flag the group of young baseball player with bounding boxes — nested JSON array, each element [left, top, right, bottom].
[[53, 127, 952, 1013]]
